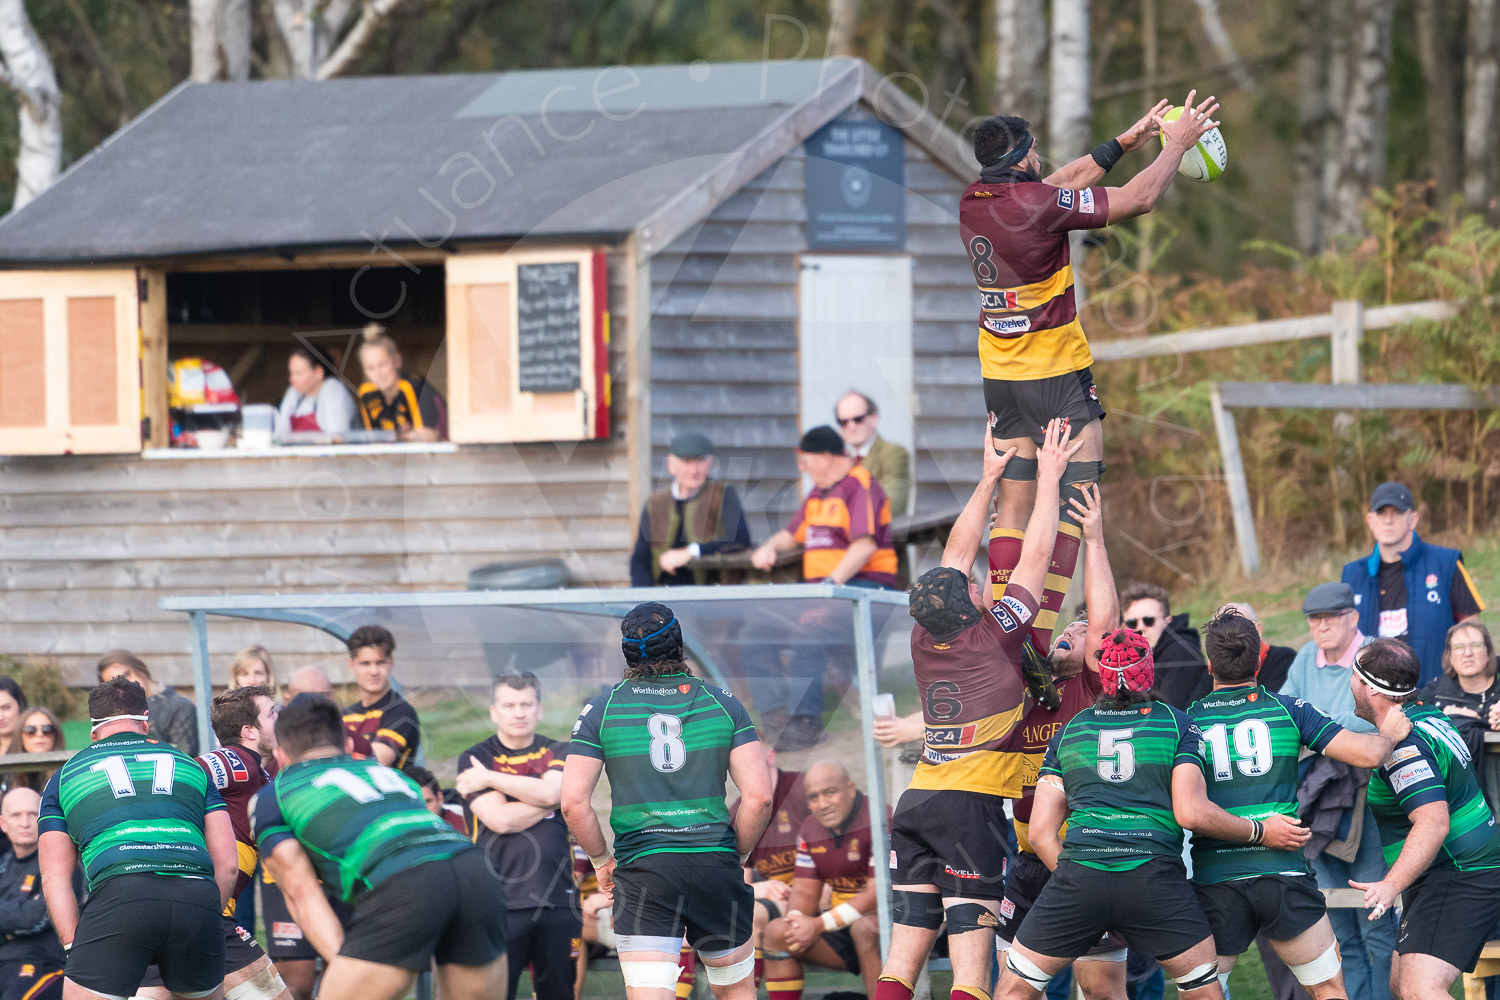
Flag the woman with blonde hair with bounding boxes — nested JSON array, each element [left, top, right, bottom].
[[356, 323, 448, 442], [229, 645, 281, 700]]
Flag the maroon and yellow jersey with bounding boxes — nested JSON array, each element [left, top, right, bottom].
[[196, 743, 269, 916], [959, 180, 1110, 380], [731, 768, 809, 884], [786, 465, 898, 587], [342, 689, 420, 771], [908, 585, 1039, 797], [1003, 666, 1103, 852], [793, 792, 880, 906]]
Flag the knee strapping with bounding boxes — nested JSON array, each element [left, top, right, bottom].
[[891, 890, 945, 929], [1289, 943, 1341, 986], [620, 962, 684, 990], [1001, 457, 1038, 482], [1006, 951, 1053, 992], [1174, 963, 1220, 992], [1061, 460, 1106, 486], [945, 902, 1000, 936], [225, 966, 288, 1000], [704, 953, 756, 986]]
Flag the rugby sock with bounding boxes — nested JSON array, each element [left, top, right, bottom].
[[754, 948, 764, 988], [989, 527, 1024, 601], [951, 987, 991, 1000], [766, 979, 805, 1000], [1031, 518, 1082, 650], [676, 945, 695, 998], [875, 975, 916, 1000]]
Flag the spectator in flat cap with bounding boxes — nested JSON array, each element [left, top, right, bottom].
[[835, 391, 911, 516], [629, 432, 751, 587], [748, 427, 899, 751], [1341, 481, 1484, 687]]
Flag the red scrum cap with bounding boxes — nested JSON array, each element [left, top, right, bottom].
[[1097, 628, 1154, 696]]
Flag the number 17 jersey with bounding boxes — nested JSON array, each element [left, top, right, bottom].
[[568, 673, 758, 866]]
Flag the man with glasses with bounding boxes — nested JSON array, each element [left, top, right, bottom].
[[1280, 582, 1395, 1000], [1118, 582, 1209, 709], [834, 392, 910, 517]]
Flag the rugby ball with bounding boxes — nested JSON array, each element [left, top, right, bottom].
[[1158, 106, 1227, 182]]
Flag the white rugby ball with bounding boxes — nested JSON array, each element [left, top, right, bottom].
[[1158, 106, 1227, 182]]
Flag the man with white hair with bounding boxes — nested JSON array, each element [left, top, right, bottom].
[[0, 787, 79, 1000]]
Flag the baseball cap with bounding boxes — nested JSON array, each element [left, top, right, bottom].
[[1303, 582, 1356, 616], [669, 433, 714, 459], [1369, 481, 1414, 513], [797, 426, 846, 455]]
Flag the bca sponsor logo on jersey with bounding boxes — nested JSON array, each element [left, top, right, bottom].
[[990, 603, 1019, 633], [981, 289, 1020, 311], [1000, 595, 1033, 625], [1390, 760, 1435, 793], [925, 722, 979, 747], [1056, 189, 1075, 210]]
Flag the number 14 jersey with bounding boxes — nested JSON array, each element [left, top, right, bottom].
[[568, 673, 758, 866]]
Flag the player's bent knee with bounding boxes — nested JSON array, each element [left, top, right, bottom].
[[619, 963, 683, 991], [225, 964, 288, 1000], [1288, 944, 1341, 987], [702, 954, 756, 987], [1173, 963, 1220, 993], [891, 890, 944, 930], [1006, 950, 1053, 992], [945, 902, 999, 936]]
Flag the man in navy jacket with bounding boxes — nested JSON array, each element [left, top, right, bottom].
[[1341, 481, 1484, 686]]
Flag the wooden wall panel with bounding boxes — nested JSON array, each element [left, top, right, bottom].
[[466, 283, 512, 415], [0, 300, 45, 428], [68, 297, 118, 427]]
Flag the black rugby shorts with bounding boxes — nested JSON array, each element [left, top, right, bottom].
[[1015, 858, 1211, 962], [65, 874, 224, 997], [1193, 873, 1326, 958], [1396, 866, 1500, 972], [611, 852, 753, 954], [985, 368, 1106, 446], [340, 848, 508, 971], [890, 788, 1011, 900]]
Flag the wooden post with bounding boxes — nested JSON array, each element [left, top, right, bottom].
[[1330, 299, 1364, 383], [624, 235, 653, 521], [1211, 384, 1260, 576], [138, 268, 169, 448]]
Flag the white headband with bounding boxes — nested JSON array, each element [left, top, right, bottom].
[[1353, 651, 1415, 699], [89, 713, 149, 734]]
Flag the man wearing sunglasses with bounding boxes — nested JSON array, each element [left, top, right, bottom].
[[834, 393, 910, 517], [1118, 583, 1210, 710]]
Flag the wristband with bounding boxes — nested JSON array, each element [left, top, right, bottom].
[[1247, 819, 1263, 845], [1090, 138, 1124, 173], [589, 853, 613, 870], [822, 902, 861, 932]]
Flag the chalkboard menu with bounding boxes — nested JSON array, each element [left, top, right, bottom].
[[517, 261, 582, 392]]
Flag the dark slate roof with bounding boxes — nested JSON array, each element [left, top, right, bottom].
[[0, 59, 906, 264]]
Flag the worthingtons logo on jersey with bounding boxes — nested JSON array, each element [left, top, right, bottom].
[[628, 685, 678, 696]]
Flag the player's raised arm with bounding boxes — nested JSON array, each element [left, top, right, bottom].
[[1008, 418, 1084, 600], [1105, 91, 1220, 223], [1067, 484, 1117, 666], [941, 425, 1016, 571], [1044, 99, 1172, 189]]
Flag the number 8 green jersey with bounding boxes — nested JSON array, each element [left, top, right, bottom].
[[569, 672, 758, 865], [1038, 700, 1204, 871], [252, 754, 470, 902]]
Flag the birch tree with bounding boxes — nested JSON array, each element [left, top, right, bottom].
[[1465, 0, 1499, 212], [268, 0, 418, 79], [1414, 0, 1460, 202], [993, 0, 1044, 122], [1329, 0, 1394, 238], [0, 0, 60, 210], [1293, 0, 1330, 251], [827, 0, 856, 57], [1048, 0, 1090, 160]]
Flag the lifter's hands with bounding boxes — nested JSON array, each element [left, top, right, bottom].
[[1159, 90, 1220, 152], [1067, 484, 1104, 544], [1379, 707, 1413, 744], [982, 427, 1018, 483], [1258, 813, 1312, 852], [1117, 99, 1172, 153], [1035, 418, 1086, 484]]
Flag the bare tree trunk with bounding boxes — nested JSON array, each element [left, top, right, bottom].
[[546, 0, 574, 67], [220, 0, 251, 80], [1465, 0, 1499, 212], [190, 0, 221, 81], [1415, 0, 1461, 202], [828, 0, 857, 57], [1048, 0, 1090, 161], [993, 0, 1044, 122], [1320, 0, 1351, 239], [1329, 0, 1394, 238], [1133, 0, 1157, 324], [269, 0, 317, 78], [318, 0, 413, 78], [1294, 0, 1330, 251], [1190, 0, 1254, 90], [0, 0, 61, 210]]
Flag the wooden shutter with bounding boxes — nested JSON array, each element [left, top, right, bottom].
[[0, 269, 142, 455], [445, 247, 609, 443]]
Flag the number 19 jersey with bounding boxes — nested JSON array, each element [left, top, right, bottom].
[[568, 673, 758, 866], [252, 754, 469, 903], [39, 732, 224, 892], [1039, 700, 1203, 871], [1186, 685, 1342, 883]]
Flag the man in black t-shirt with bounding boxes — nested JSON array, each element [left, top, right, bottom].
[[457, 672, 574, 1000], [341, 624, 421, 771]]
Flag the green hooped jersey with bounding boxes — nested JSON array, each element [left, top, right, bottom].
[[1187, 686, 1343, 883], [253, 754, 470, 902], [569, 672, 758, 865], [1367, 703, 1500, 872], [38, 732, 224, 892], [1038, 700, 1203, 871]]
